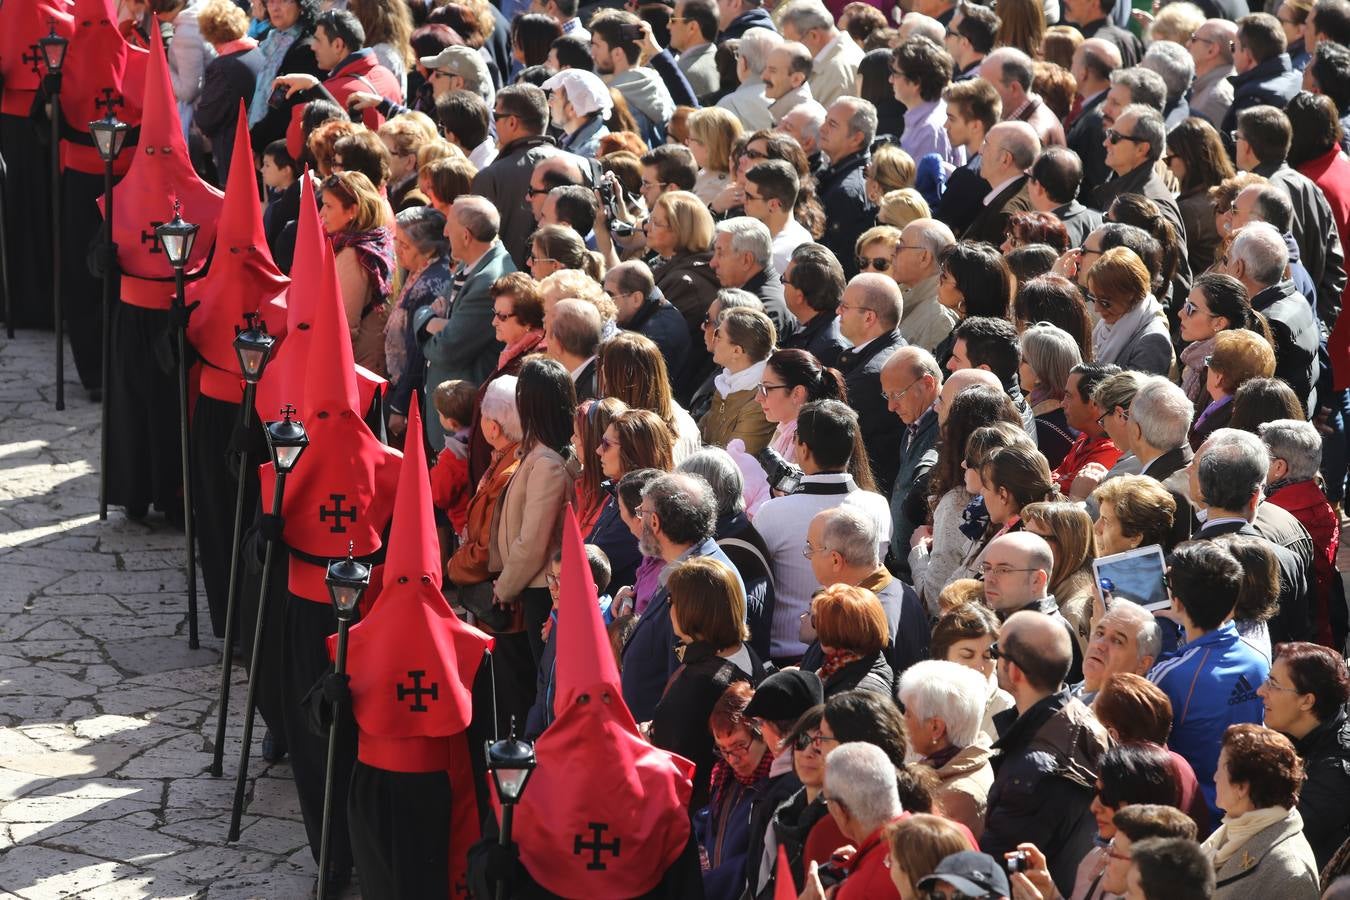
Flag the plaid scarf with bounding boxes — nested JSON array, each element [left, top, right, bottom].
[[817, 648, 863, 681], [708, 750, 773, 809], [331, 226, 394, 301]]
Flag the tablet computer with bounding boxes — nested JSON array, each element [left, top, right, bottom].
[[1092, 544, 1169, 612]]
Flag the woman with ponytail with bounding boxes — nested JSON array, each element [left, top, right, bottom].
[[752, 349, 847, 464]]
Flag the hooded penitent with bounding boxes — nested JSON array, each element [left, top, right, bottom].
[[60, 0, 147, 175], [187, 103, 288, 405], [510, 507, 696, 899], [337, 400, 492, 896], [104, 21, 221, 309], [257, 223, 400, 604], [1, 0, 73, 116]]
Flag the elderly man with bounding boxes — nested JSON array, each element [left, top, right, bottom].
[[546, 299, 602, 401], [1223, 223, 1320, 412], [608, 261, 689, 379], [756, 399, 892, 664], [1189, 18, 1239, 126], [892, 219, 958, 352], [780, 1, 865, 107], [1234, 105, 1347, 325], [980, 47, 1066, 147], [1064, 0, 1143, 66], [620, 472, 742, 722], [669, 0, 720, 101], [417, 196, 514, 446], [1123, 375, 1196, 538], [836, 274, 907, 495], [781, 100, 828, 172], [805, 505, 929, 674], [937, 367, 1003, 423], [810, 743, 907, 898], [526, 155, 586, 226], [982, 610, 1108, 896], [717, 27, 780, 132], [962, 121, 1038, 244], [881, 347, 944, 567], [1092, 104, 1186, 243], [1065, 39, 1122, 195], [1099, 68, 1167, 130], [891, 36, 964, 166], [1229, 182, 1319, 304], [1072, 602, 1162, 703], [1190, 427, 1315, 644], [1222, 12, 1304, 139], [472, 85, 563, 268], [980, 532, 1085, 681], [781, 243, 849, 367], [710, 217, 795, 338], [817, 97, 880, 278], [946, 3, 1000, 81], [1028, 148, 1104, 248], [763, 42, 815, 123], [1140, 41, 1196, 129]]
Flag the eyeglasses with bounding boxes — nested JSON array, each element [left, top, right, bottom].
[[1262, 674, 1304, 694], [1106, 840, 1132, 863], [713, 737, 759, 760], [857, 256, 891, 272], [894, 243, 928, 254], [1105, 129, 1146, 145], [633, 506, 653, 519], [945, 27, 961, 38], [987, 640, 1029, 671], [756, 382, 791, 397], [1181, 300, 1219, 318], [793, 731, 835, 751], [1187, 31, 1215, 45], [881, 379, 924, 402], [837, 303, 874, 315], [742, 189, 764, 202], [525, 185, 551, 198], [529, 254, 556, 267], [802, 541, 834, 559], [545, 571, 560, 589], [701, 313, 719, 328], [1085, 291, 1115, 312], [1230, 129, 1247, 145], [492, 110, 516, 121], [491, 310, 516, 322], [597, 435, 618, 451], [742, 148, 769, 161], [978, 564, 1041, 578]]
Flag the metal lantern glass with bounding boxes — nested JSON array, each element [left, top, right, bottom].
[[89, 114, 129, 163], [156, 209, 199, 269], [264, 407, 308, 474], [485, 730, 536, 804], [233, 320, 276, 384], [38, 27, 68, 74], [325, 551, 370, 622]]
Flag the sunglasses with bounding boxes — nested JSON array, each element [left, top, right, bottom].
[[1105, 129, 1145, 145], [856, 256, 891, 272]]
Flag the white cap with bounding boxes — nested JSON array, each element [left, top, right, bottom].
[[541, 69, 613, 118]]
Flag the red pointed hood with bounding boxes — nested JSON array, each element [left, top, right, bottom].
[[775, 846, 796, 900], [187, 103, 289, 379], [106, 21, 221, 285], [61, 0, 147, 136], [511, 507, 695, 899], [339, 402, 476, 741], [1, 1, 74, 103], [254, 173, 384, 419], [302, 239, 362, 422]]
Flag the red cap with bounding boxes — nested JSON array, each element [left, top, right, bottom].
[[106, 20, 221, 284], [510, 507, 695, 899], [187, 103, 289, 379]]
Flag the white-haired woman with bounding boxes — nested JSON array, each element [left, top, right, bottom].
[[1018, 321, 1082, 470], [897, 659, 996, 839]]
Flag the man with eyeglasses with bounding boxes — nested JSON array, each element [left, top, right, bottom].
[[1092, 104, 1186, 247], [891, 219, 957, 352], [608, 260, 690, 381], [1187, 19, 1239, 127], [877, 348, 943, 574], [835, 275, 908, 493], [1220, 13, 1304, 141], [945, 3, 1000, 82], [962, 121, 1038, 245], [980, 533, 1084, 681]]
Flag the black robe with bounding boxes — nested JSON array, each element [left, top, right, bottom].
[[0, 113, 54, 330]]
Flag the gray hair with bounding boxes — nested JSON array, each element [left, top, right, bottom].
[[783, 100, 827, 146], [1129, 376, 1193, 451], [452, 195, 500, 242], [899, 13, 945, 44], [909, 218, 956, 258], [716, 217, 774, 270], [779, 0, 835, 36], [824, 742, 903, 829], [1140, 41, 1195, 103], [897, 661, 990, 749], [714, 288, 763, 315], [550, 298, 602, 358], [480, 374, 522, 441], [1109, 68, 1168, 112], [1259, 418, 1323, 482], [817, 505, 880, 569], [1119, 104, 1167, 162], [1230, 221, 1288, 286], [641, 472, 717, 545], [1100, 601, 1163, 665], [678, 447, 746, 518], [395, 206, 450, 257], [986, 46, 1034, 89], [1197, 427, 1270, 511], [833, 97, 878, 148], [737, 27, 783, 77], [1019, 323, 1082, 396], [886, 345, 943, 385]]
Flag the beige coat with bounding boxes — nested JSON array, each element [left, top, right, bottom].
[[490, 443, 571, 602], [933, 742, 995, 840], [808, 31, 864, 108], [699, 388, 776, 455]]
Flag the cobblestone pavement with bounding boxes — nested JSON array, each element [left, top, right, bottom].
[[0, 331, 353, 899]]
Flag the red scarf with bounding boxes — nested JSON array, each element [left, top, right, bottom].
[[817, 649, 863, 681], [331, 225, 394, 300], [707, 750, 773, 809]]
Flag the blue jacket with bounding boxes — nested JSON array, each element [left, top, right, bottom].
[[1221, 54, 1302, 140], [624, 292, 693, 388], [587, 495, 641, 596], [695, 770, 770, 900], [1148, 621, 1269, 819], [620, 539, 743, 723]]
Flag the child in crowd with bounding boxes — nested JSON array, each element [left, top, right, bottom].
[[259, 139, 296, 243], [429, 379, 477, 540]]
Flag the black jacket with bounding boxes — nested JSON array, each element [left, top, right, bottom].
[[741, 267, 797, 342], [821, 650, 894, 699], [248, 37, 322, 149], [716, 512, 777, 661], [1052, 201, 1104, 251], [573, 358, 598, 403], [1066, 97, 1110, 200], [935, 161, 989, 237], [625, 292, 693, 387], [963, 175, 1033, 245], [653, 250, 720, 403], [1251, 280, 1320, 414], [1079, 18, 1143, 68], [1195, 519, 1314, 643], [817, 150, 876, 280], [1221, 53, 1302, 145], [1254, 161, 1347, 326], [761, 791, 833, 899], [1295, 708, 1350, 869], [838, 329, 906, 496], [781, 311, 849, 369], [1091, 162, 1187, 250], [196, 48, 264, 181], [742, 770, 805, 900]]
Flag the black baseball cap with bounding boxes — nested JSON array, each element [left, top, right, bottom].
[[915, 851, 1011, 899], [743, 670, 824, 723]]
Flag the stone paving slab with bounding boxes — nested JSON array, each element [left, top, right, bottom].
[[0, 332, 357, 898]]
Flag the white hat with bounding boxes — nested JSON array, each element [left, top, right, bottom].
[[541, 69, 613, 118]]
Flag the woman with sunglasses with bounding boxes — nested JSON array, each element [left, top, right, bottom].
[[1085, 246, 1174, 376], [753, 348, 848, 465], [763, 707, 848, 897], [931, 242, 1016, 370], [1177, 273, 1260, 412], [855, 225, 903, 277], [589, 408, 675, 593]]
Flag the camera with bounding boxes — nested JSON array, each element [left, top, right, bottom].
[[598, 178, 635, 238], [758, 446, 803, 495], [266, 84, 290, 109], [817, 860, 847, 889], [1006, 851, 1029, 875]]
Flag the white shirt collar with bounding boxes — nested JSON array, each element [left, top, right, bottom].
[[813, 30, 844, 64], [569, 355, 597, 381], [983, 174, 1020, 205]]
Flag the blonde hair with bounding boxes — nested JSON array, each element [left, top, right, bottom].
[[687, 107, 743, 175], [197, 0, 248, 43], [320, 170, 386, 233], [378, 112, 439, 158], [1087, 247, 1151, 309], [868, 143, 916, 194], [878, 188, 931, 228], [855, 225, 903, 260], [1149, 2, 1205, 45], [540, 270, 619, 322], [654, 190, 715, 254]]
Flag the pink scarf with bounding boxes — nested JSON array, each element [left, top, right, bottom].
[[497, 329, 545, 370], [214, 37, 258, 56]]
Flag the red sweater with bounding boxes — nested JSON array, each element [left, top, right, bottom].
[[1300, 147, 1350, 389], [1053, 433, 1121, 495], [1268, 479, 1341, 647], [430, 446, 471, 534]]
